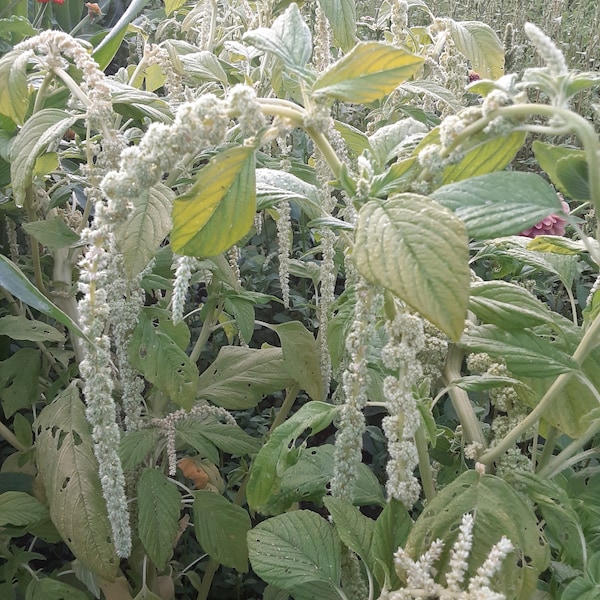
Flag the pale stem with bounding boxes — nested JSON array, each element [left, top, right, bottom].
[[442, 344, 487, 449], [33, 71, 55, 114], [479, 311, 600, 466], [189, 298, 222, 365], [0, 421, 27, 451], [414, 425, 436, 502]]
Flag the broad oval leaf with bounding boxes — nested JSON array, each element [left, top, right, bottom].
[[171, 146, 256, 258], [316, 0, 356, 52], [312, 42, 424, 104], [243, 3, 313, 75], [137, 468, 181, 570], [246, 401, 339, 515], [196, 346, 294, 409], [26, 578, 89, 600], [0, 347, 40, 418], [0, 315, 63, 342], [405, 471, 549, 599], [10, 109, 78, 208], [128, 311, 199, 409], [532, 140, 587, 198], [0, 49, 29, 125], [248, 510, 341, 591], [193, 490, 251, 572], [22, 217, 80, 251], [115, 183, 173, 277], [354, 194, 470, 341], [446, 19, 504, 79], [430, 171, 562, 239], [34, 385, 119, 580], [0, 491, 48, 526]]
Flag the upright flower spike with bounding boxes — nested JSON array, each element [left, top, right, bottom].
[[524, 22, 568, 77]]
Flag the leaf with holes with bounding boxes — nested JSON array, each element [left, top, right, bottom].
[[137, 469, 181, 570], [354, 194, 470, 341], [129, 311, 198, 410], [312, 42, 424, 104], [34, 385, 119, 580], [171, 146, 256, 258], [405, 470, 549, 599], [0, 315, 64, 343], [0, 347, 40, 418]]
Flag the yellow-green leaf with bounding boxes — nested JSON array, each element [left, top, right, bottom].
[[354, 194, 469, 341], [0, 49, 29, 125], [171, 146, 256, 257], [164, 0, 186, 16], [312, 42, 424, 104]]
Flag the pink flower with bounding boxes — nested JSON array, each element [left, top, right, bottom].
[[520, 196, 570, 238]]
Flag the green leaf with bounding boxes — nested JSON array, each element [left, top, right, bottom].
[[22, 217, 80, 251], [446, 19, 504, 79], [371, 499, 412, 588], [171, 146, 256, 258], [92, 0, 150, 70], [142, 306, 191, 351], [248, 510, 341, 592], [196, 346, 294, 410], [137, 468, 181, 570], [10, 109, 78, 208], [187, 418, 260, 455], [165, 0, 186, 16], [0, 348, 40, 418], [120, 428, 162, 471], [562, 577, 600, 600], [430, 171, 562, 239], [334, 121, 371, 157], [323, 496, 375, 565], [405, 471, 549, 599], [34, 385, 119, 580], [129, 311, 199, 410], [0, 315, 63, 342], [469, 280, 554, 330], [354, 194, 470, 341], [115, 184, 173, 277], [0, 491, 48, 526], [224, 295, 255, 344], [312, 42, 424, 104], [132, 584, 162, 600], [256, 168, 321, 219], [193, 490, 251, 572], [460, 324, 578, 377], [175, 421, 219, 464], [369, 119, 427, 167], [400, 79, 463, 113], [179, 51, 229, 85], [555, 154, 590, 200], [243, 3, 313, 76], [247, 401, 338, 515], [532, 141, 587, 198], [25, 578, 88, 600], [266, 321, 324, 401], [0, 49, 29, 125], [316, 0, 356, 52]]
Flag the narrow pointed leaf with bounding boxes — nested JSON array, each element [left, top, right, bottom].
[[354, 194, 470, 341], [0, 255, 90, 342], [10, 109, 78, 207], [137, 469, 181, 570], [248, 511, 341, 590], [312, 42, 424, 104], [34, 386, 119, 580], [115, 183, 173, 277], [316, 0, 356, 52], [171, 146, 256, 257]]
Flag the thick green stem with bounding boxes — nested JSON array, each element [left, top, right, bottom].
[[479, 312, 600, 466], [269, 383, 300, 433], [442, 344, 487, 449], [189, 299, 221, 365], [196, 558, 219, 600], [0, 421, 27, 451]]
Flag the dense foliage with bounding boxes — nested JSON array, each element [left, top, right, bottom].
[[0, 0, 599, 599]]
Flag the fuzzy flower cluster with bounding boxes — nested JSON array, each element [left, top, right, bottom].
[[151, 405, 236, 476], [331, 281, 375, 499], [524, 22, 568, 77], [276, 200, 292, 308], [171, 255, 202, 325], [382, 311, 425, 508], [383, 512, 514, 600], [519, 196, 570, 237]]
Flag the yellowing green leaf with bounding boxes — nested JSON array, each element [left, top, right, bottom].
[[312, 42, 424, 104], [0, 49, 29, 125], [164, 0, 186, 16], [171, 146, 256, 257], [354, 194, 470, 341], [446, 19, 504, 79], [35, 385, 119, 581]]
